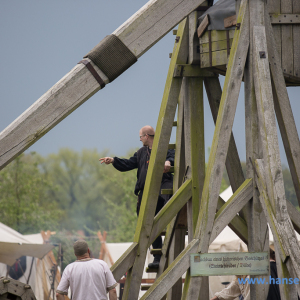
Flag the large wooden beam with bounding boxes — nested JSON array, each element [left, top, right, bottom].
[[140, 179, 253, 300], [121, 20, 189, 300], [247, 2, 269, 299], [264, 7, 300, 207], [253, 25, 300, 297], [149, 179, 192, 244], [111, 242, 139, 281], [209, 179, 252, 243], [0, 0, 207, 171], [186, 0, 250, 297]]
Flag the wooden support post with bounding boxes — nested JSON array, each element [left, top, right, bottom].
[[216, 197, 248, 244], [293, 1, 300, 77], [264, 8, 300, 207], [247, 2, 269, 299], [209, 179, 252, 243], [186, 0, 249, 297], [149, 179, 192, 244], [140, 178, 253, 300], [254, 159, 300, 298], [121, 19, 189, 300], [281, 0, 293, 75], [253, 25, 300, 296], [110, 243, 139, 281], [0, 0, 207, 171], [204, 76, 245, 194]]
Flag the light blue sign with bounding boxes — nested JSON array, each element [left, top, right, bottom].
[[190, 252, 269, 276]]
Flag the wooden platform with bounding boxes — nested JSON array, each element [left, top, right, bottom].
[[199, 8, 300, 86]]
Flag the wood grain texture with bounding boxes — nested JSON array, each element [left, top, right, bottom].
[[110, 242, 138, 281], [140, 239, 199, 300], [253, 26, 300, 279], [293, 2, 300, 80], [281, 0, 293, 75], [150, 179, 192, 244], [121, 20, 189, 300], [200, 49, 228, 68], [255, 159, 300, 279], [197, 15, 210, 37], [265, 9, 300, 207], [224, 15, 237, 28], [200, 39, 233, 53], [113, 0, 207, 57], [0, 59, 108, 171], [247, 3, 269, 299], [209, 179, 253, 243], [187, 0, 250, 297], [189, 11, 202, 65], [200, 30, 235, 44]]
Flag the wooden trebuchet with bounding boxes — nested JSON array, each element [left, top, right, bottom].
[[0, 277, 37, 299], [0, 0, 207, 171]]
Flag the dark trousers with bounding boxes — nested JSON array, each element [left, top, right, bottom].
[[137, 183, 172, 258]]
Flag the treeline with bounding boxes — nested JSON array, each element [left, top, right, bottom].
[[0, 148, 299, 243]]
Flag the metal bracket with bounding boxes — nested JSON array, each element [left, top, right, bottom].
[[175, 36, 180, 43], [259, 51, 266, 58], [236, 23, 241, 30]]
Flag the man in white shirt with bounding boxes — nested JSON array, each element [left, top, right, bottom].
[[56, 239, 117, 300]]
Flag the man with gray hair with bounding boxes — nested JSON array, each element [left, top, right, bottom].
[[56, 239, 117, 300]]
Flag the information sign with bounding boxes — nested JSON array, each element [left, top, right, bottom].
[[190, 252, 269, 277]]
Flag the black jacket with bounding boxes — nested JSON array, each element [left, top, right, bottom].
[[112, 147, 174, 196]]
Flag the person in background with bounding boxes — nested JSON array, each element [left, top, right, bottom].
[[56, 239, 117, 300], [100, 125, 174, 268]]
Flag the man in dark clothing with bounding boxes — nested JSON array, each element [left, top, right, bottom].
[[99, 125, 174, 268]]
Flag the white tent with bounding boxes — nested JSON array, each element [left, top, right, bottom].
[[0, 222, 54, 266], [0, 224, 63, 300]]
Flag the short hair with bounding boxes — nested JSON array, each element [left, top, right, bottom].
[[73, 239, 88, 256]]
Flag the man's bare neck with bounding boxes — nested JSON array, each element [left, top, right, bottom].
[[76, 253, 90, 260]]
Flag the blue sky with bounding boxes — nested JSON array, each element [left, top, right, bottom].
[[0, 0, 299, 167]]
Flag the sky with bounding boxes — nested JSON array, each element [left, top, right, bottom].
[[0, 0, 299, 167]]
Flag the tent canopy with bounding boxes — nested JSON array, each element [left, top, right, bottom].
[[0, 222, 54, 266]]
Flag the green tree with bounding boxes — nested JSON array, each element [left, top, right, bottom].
[[41, 148, 138, 242], [0, 153, 63, 234]]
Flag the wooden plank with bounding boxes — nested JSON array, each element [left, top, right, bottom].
[[200, 49, 228, 68], [110, 242, 138, 281], [209, 179, 253, 243], [200, 29, 235, 44], [166, 227, 186, 300], [293, 1, 300, 77], [182, 78, 194, 243], [121, 20, 189, 300], [0, 0, 208, 171], [200, 39, 233, 54], [247, 3, 270, 299], [189, 11, 201, 64], [265, 10, 300, 207], [287, 199, 300, 234], [270, 13, 300, 24], [197, 15, 210, 38], [97, 231, 114, 265], [173, 64, 215, 77], [149, 179, 192, 244], [281, 0, 293, 76], [216, 196, 248, 244], [204, 76, 245, 193], [186, 0, 250, 297], [253, 26, 300, 278], [113, 0, 207, 57], [0, 59, 108, 171], [267, 0, 280, 13], [254, 159, 300, 279], [224, 15, 237, 28], [188, 77, 205, 234], [140, 239, 200, 300]]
